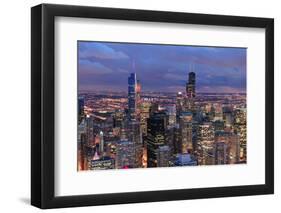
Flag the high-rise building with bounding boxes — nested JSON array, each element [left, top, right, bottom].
[[85, 115, 94, 146], [116, 140, 136, 169], [179, 112, 193, 154], [77, 126, 87, 171], [128, 73, 137, 121], [113, 109, 125, 128], [78, 96, 85, 124], [191, 121, 199, 152], [128, 121, 143, 168], [228, 134, 240, 164], [140, 102, 151, 136], [213, 103, 223, 121], [214, 131, 240, 164], [186, 72, 196, 99], [166, 105, 177, 126], [146, 112, 168, 167], [214, 142, 228, 165], [233, 108, 247, 161], [176, 92, 185, 121], [223, 106, 233, 127], [166, 125, 177, 154], [197, 122, 215, 165], [149, 102, 160, 116], [156, 145, 170, 167], [83, 145, 96, 170], [176, 92, 184, 113], [128, 121, 141, 144]]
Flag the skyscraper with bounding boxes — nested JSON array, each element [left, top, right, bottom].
[[215, 131, 240, 164], [223, 106, 233, 127], [156, 145, 170, 167], [233, 108, 247, 161], [186, 72, 196, 99], [179, 112, 193, 154], [166, 105, 177, 126], [176, 92, 184, 120], [128, 73, 137, 121], [116, 140, 136, 169], [113, 109, 125, 128], [85, 115, 94, 146], [197, 122, 215, 165], [78, 96, 85, 124], [146, 112, 168, 167], [215, 142, 228, 165], [140, 102, 151, 136], [128, 120, 143, 168]]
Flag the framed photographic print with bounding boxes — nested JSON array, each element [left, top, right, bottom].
[[31, 4, 274, 209]]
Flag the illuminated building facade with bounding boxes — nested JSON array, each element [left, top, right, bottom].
[[186, 71, 196, 99], [78, 96, 85, 124], [179, 112, 193, 153], [223, 106, 233, 127], [234, 108, 247, 161], [176, 92, 184, 117], [85, 115, 94, 146], [156, 145, 171, 167], [215, 131, 240, 164], [197, 122, 215, 165], [140, 102, 151, 136], [214, 142, 228, 164], [146, 112, 167, 167], [128, 73, 137, 121], [77, 63, 247, 171], [116, 140, 136, 169], [128, 120, 143, 167], [90, 157, 115, 170], [166, 105, 177, 126]]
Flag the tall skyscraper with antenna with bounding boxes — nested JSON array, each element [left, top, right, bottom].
[[186, 65, 196, 99], [128, 73, 137, 121], [128, 60, 141, 121]]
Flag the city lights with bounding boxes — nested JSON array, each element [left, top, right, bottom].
[[78, 70, 246, 171]]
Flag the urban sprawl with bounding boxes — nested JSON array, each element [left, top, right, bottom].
[[77, 71, 246, 171]]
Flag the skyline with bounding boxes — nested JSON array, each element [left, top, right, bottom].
[[78, 41, 247, 93], [78, 70, 247, 171]]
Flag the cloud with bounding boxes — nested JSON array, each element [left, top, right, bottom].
[[117, 68, 129, 74], [159, 46, 246, 72], [198, 86, 245, 93], [79, 61, 112, 75], [79, 43, 129, 60], [78, 41, 246, 93], [163, 73, 185, 81]]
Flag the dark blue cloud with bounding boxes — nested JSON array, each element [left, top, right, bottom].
[[78, 41, 246, 93]]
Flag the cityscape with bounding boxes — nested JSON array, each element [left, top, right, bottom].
[[77, 41, 247, 171]]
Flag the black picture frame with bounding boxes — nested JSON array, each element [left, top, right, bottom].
[[31, 3, 274, 209]]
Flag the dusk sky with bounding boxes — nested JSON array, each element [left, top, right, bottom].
[[78, 41, 246, 93]]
